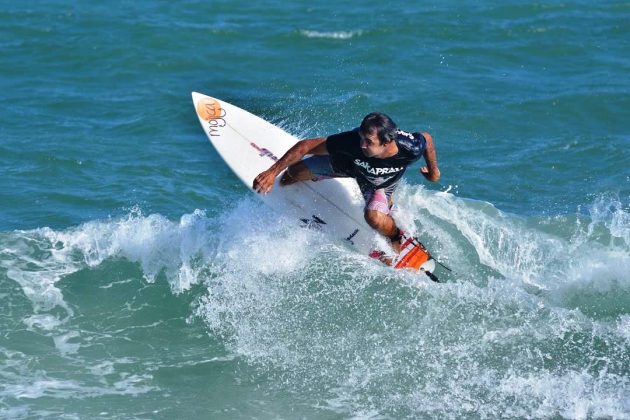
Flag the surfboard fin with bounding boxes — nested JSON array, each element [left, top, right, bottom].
[[423, 269, 440, 283]]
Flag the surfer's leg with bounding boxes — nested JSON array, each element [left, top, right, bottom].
[[362, 186, 403, 253], [280, 161, 313, 186], [281, 155, 347, 186], [364, 211, 402, 253]]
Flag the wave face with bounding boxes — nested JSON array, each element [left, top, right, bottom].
[[1, 189, 628, 418]]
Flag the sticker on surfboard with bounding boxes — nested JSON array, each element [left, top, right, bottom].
[[196, 97, 224, 121]]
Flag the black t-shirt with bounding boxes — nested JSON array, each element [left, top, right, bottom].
[[326, 128, 426, 190]]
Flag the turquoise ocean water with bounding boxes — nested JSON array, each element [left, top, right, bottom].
[[1, 1, 629, 418]]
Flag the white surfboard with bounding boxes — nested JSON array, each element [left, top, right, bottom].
[[191, 92, 437, 275]]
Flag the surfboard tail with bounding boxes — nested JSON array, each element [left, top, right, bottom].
[[390, 235, 438, 281], [394, 236, 431, 269]]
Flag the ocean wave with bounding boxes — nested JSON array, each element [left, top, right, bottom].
[[1, 189, 628, 417]]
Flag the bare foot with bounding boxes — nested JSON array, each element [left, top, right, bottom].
[[369, 250, 394, 266]]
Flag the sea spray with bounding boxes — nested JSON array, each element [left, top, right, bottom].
[[192, 187, 629, 417]]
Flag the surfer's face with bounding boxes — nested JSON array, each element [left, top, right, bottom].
[[359, 131, 386, 158]]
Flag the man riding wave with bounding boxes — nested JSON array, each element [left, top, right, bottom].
[[253, 112, 440, 255]]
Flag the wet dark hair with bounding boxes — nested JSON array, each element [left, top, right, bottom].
[[359, 112, 398, 145]]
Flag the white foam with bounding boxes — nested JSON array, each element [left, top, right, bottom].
[[2, 237, 76, 314], [0, 349, 157, 403], [0, 375, 157, 400], [300, 30, 362, 39], [112, 374, 156, 396], [588, 193, 629, 247], [617, 315, 630, 344], [5, 379, 83, 399], [88, 361, 116, 376], [53, 331, 81, 355], [23, 314, 63, 331], [498, 370, 629, 419]]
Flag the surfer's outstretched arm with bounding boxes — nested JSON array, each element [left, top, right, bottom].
[[419, 132, 441, 182], [253, 137, 328, 193]]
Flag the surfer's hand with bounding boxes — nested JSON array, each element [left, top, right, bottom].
[[420, 166, 441, 182], [253, 169, 277, 194]]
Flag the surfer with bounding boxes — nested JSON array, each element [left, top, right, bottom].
[[253, 112, 440, 254]]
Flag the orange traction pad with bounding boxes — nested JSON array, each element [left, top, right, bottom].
[[369, 236, 433, 271], [393, 237, 432, 270]]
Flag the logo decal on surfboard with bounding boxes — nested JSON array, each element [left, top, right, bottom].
[[345, 228, 359, 245], [250, 142, 279, 161], [196, 97, 226, 137], [196, 97, 223, 121], [300, 215, 327, 230]]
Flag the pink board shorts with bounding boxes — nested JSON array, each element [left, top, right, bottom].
[[302, 155, 397, 215]]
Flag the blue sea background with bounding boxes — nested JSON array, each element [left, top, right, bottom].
[[1, 1, 629, 418]]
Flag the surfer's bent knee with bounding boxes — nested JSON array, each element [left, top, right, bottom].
[[364, 209, 391, 228]]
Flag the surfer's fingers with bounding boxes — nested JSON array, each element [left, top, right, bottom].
[[253, 178, 265, 193], [253, 172, 267, 191], [253, 175, 273, 194]]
